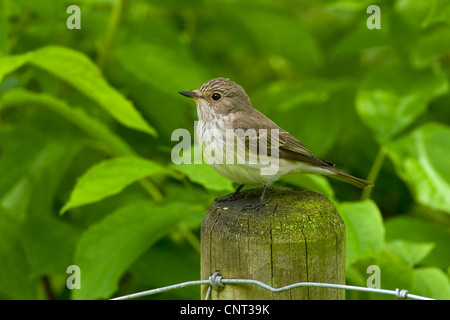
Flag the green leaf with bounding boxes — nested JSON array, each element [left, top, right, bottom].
[[174, 163, 234, 193], [113, 42, 209, 96], [421, 0, 450, 27], [385, 216, 450, 269], [0, 131, 80, 220], [394, 0, 432, 30], [72, 201, 194, 299], [384, 240, 435, 268], [0, 127, 45, 204], [129, 238, 200, 299], [0, 88, 135, 157], [410, 27, 450, 68], [0, 53, 30, 82], [61, 156, 168, 213], [171, 145, 234, 192], [387, 122, 450, 214], [336, 199, 385, 268], [411, 267, 450, 300], [376, 256, 414, 298], [280, 173, 335, 200], [232, 7, 322, 70], [0, 210, 38, 299], [395, 0, 450, 30], [0, 0, 8, 55], [28, 45, 156, 136], [356, 62, 448, 141], [333, 14, 390, 56], [22, 216, 80, 278]]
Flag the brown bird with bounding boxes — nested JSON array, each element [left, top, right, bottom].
[[179, 78, 372, 210]]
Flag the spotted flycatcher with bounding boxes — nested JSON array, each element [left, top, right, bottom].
[[179, 78, 372, 210]]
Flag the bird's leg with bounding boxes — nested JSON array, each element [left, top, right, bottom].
[[215, 184, 245, 203], [242, 183, 270, 211]]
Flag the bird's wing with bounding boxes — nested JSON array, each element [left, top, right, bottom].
[[231, 108, 333, 167]]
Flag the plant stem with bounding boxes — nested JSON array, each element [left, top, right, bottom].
[[42, 276, 55, 300], [178, 222, 201, 254], [9, 10, 32, 54], [361, 145, 387, 200], [421, 0, 437, 29], [139, 178, 164, 203], [139, 178, 202, 253], [96, 0, 124, 70]]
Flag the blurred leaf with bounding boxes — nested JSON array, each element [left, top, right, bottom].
[[356, 62, 449, 141], [0, 88, 135, 156], [0, 210, 38, 299], [0, 53, 29, 82], [410, 27, 450, 68], [7, 0, 58, 18], [337, 199, 385, 268], [280, 173, 335, 200], [171, 144, 234, 192], [0, 133, 79, 220], [385, 216, 450, 269], [411, 267, 450, 300], [333, 14, 390, 56], [112, 42, 207, 140], [130, 238, 200, 299], [72, 201, 194, 300], [28, 45, 157, 136], [173, 162, 234, 193], [113, 42, 209, 96], [422, 0, 450, 26], [376, 254, 413, 299], [252, 80, 353, 157], [0, 0, 7, 55], [395, 0, 450, 29], [384, 240, 435, 268], [22, 216, 80, 278], [231, 6, 322, 70], [394, 0, 433, 30], [0, 126, 46, 202], [387, 122, 450, 214], [61, 156, 169, 213], [0, 173, 33, 221]]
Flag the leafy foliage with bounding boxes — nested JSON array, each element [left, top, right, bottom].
[[0, 0, 449, 300]]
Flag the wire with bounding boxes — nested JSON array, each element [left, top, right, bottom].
[[111, 272, 435, 300]]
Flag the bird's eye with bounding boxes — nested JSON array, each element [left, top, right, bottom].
[[212, 93, 222, 101]]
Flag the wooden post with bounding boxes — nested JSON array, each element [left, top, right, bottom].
[[201, 187, 346, 300]]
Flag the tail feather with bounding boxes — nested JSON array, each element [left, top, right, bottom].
[[323, 166, 373, 189]]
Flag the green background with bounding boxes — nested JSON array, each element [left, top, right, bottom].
[[0, 0, 449, 299]]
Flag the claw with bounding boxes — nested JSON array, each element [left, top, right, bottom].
[[241, 183, 270, 211], [242, 199, 270, 211], [215, 184, 245, 203], [215, 192, 243, 203]]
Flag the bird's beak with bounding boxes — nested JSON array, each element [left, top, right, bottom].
[[178, 90, 200, 99]]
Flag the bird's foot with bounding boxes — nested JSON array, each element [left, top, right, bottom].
[[215, 192, 243, 203], [242, 199, 270, 211]]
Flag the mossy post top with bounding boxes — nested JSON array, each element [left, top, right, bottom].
[[201, 187, 346, 300]]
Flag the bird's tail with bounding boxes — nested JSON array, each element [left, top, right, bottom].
[[323, 166, 373, 189]]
